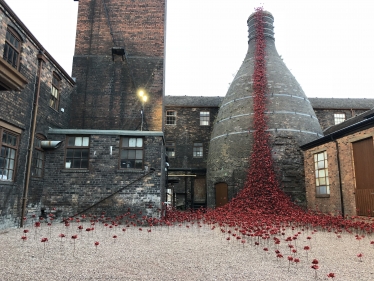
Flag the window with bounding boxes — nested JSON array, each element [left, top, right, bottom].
[[166, 111, 176, 125], [0, 124, 20, 181], [3, 27, 21, 69], [193, 142, 203, 157], [50, 73, 61, 111], [120, 137, 143, 169], [314, 151, 330, 196], [65, 136, 89, 169], [200, 111, 210, 126], [334, 113, 345, 125], [31, 136, 45, 178], [166, 142, 175, 158]]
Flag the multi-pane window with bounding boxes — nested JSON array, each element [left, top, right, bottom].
[[166, 111, 176, 125], [166, 142, 175, 158], [314, 151, 330, 196], [120, 137, 143, 169], [200, 111, 210, 126], [31, 136, 45, 178], [193, 142, 203, 157], [0, 127, 19, 181], [334, 113, 345, 125], [65, 136, 89, 169], [3, 27, 21, 69], [50, 73, 61, 111]]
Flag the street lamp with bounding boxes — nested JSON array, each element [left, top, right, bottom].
[[137, 89, 148, 131]]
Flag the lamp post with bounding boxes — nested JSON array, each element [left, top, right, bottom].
[[138, 89, 148, 131]]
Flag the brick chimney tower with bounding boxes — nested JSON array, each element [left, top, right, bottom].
[[71, 0, 165, 131], [207, 11, 322, 208]]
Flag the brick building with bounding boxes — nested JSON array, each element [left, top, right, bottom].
[[1, 1, 374, 229], [301, 109, 374, 216], [0, 0, 166, 229], [164, 96, 222, 209], [0, 0, 75, 228]]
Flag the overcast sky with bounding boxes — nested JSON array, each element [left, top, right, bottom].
[[6, 0, 374, 99]]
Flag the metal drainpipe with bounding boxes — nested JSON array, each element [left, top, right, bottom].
[[333, 137, 345, 217], [20, 51, 46, 227]]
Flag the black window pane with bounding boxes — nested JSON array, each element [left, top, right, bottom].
[[73, 149, 82, 158], [68, 137, 75, 146], [66, 149, 74, 158], [128, 159, 135, 168], [134, 160, 142, 169], [72, 159, 81, 168], [81, 159, 88, 168], [81, 149, 89, 158]]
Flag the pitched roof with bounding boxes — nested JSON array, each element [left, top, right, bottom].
[[323, 108, 374, 135], [165, 96, 223, 107], [308, 98, 374, 109], [301, 108, 374, 150]]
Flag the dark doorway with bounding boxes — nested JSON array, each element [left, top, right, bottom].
[[215, 182, 228, 208]]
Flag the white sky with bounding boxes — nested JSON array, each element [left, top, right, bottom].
[[6, 0, 374, 99]]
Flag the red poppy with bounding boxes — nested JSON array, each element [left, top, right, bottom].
[[41, 237, 48, 242], [327, 273, 335, 278]]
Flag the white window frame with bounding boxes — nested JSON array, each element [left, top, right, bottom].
[[314, 151, 330, 196]]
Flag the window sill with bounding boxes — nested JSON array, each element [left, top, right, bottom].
[[116, 169, 145, 173], [0, 57, 28, 91], [315, 194, 330, 198], [61, 169, 89, 173], [49, 106, 60, 113], [0, 180, 14, 185]]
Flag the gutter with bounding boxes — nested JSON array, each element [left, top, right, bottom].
[[20, 51, 46, 227], [332, 137, 345, 217], [300, 116, 374, 151]]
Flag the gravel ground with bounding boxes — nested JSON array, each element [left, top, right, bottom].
[[0, 222, 373, 281]]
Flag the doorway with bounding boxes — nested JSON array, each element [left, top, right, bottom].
[[352, 137, 374, 216], [215, 182, 228, 208]]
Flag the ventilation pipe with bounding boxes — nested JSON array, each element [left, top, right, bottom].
[[41, 140, 62, 149]]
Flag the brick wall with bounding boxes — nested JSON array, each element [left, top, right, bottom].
[[42, 133, 164, 218], [314, 109, 369, 131], [71, 0, 165, 131], [0, 3, 74, 228], [304, 126, 374, 216]]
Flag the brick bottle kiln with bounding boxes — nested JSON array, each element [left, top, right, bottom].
[[206, 11, 323, 207]]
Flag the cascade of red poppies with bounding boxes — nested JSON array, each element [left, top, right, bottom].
[[219, 7, 298, 217]]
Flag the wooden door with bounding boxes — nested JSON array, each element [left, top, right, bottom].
[[215, 182, 228, 208], [352, 137, 374, 216]]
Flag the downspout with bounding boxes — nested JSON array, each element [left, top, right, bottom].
[[332, 136, 345, 217], [20, 51, 46, 227]]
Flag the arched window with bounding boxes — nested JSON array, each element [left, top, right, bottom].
[[3, 27, 21, 69], [50, 72, 61, 110]]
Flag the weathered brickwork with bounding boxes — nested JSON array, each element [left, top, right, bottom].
[[71, 0, 165, 131], [0, 1, 75, 229], [314, 109, 370, 131], [164, 97, 220, 208], [304, 126, 374, 216], [41, 132, 164, 218]]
